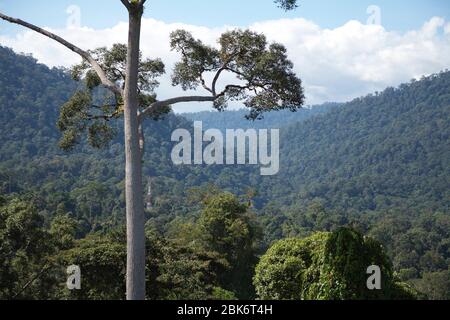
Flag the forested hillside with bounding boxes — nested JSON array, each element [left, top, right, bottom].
[[182, 102, 340, 130], [260, 71, 450, 213], [0, 46, 199, 233], [0, 46, 448, 299], [184, 71, 450, 216]]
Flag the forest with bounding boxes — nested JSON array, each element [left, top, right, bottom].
[[0, 45, 449, 300]]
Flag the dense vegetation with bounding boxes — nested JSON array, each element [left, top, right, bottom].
[[0, 46, 448, 299], [254, 227, 418, 300]]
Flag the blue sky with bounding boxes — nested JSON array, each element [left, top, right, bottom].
[[1, 0, 449, 34]]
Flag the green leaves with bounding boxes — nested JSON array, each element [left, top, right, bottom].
[[254, 233, 327, 300], [85, 70, 101, 90], [254, 228, 418, 300], [170, 29, 220, 91], [274, 0, 299, 11], [170, 29, 305, 119], [88, 122, 117, 149], [0, 198, 57, 299], [57, 90, 92, 151], [59, 44, 167, 151], [198, 192, 261, 298]]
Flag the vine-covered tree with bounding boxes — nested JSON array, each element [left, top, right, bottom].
[[253, 227, 419, 300], [0, 0, 302, 300]]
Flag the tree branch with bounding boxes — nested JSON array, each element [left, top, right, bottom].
[[212, 66, 227, 96], [86, 114, 115, 121], [217, 84, 250, 97], [12, 262, 52, 299], [121, 0, 146, 13], [212, 55, 238, 95], [120, 0, 132, 10], [224, 66, 247, 79], [139, 79, 251, 121], [139, 95, 215, 121], [200, 75, 213, 94], [0, 12, 123, 97]]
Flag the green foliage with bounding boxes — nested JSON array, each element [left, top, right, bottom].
[[320, 228, 394, 299], [152, 240, 229, 300], [274, 0, 299, 11], [199, 192, 262, 298], [211, 287, 237, 300], [170, 30, 220, 91], [410, 270, 450, 300], [0, 47, 448, 300], [266, 71, 450, 214], [0, 198, 57, 299], [50, 214, 78, 250], [369, 212, 450, 281], [57, 235, 126, 300], [61, 43, 166, 150], [170, 29, 305, 119], [57, 90, 93, 150], [254, 228, 417, 300]]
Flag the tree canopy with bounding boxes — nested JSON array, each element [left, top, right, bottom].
[[254, 227, 419, 300], [56, 28, 304, 150]]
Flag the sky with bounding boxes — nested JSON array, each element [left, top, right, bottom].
[[0, 0, 449, 112]]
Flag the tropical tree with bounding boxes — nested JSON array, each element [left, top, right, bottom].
[[254, 227, 418, 300], [0, 0, 302, 300], [0, 198, 57, 299], [199, 192, 262, 298]]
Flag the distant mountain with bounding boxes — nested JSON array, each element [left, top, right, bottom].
[[254, 71, 450, 214], [1, 45, 449, 219], [0, 46, 196, 229], [182, 103, 341, 130], [181, 70, 450, 215]]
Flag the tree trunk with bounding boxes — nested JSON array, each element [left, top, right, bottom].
[[124, 7, 145, 300]]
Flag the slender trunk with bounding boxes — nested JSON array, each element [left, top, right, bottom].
[[124, 7, 145, 300]]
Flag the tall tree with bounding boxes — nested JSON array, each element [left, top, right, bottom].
[[199, 192, 262, 298], [0, 0, 302, 300]]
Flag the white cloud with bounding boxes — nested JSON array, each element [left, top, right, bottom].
[[1, 17, 449, 112]]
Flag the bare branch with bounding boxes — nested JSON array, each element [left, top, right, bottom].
[[140, 64, 251, 121], [13, 262, 51, 299], [224, 66, 247, 79], [217, 84, 250, 97], [0, 12, 123, 97], [86, 114, 115, 121], [139, 95, 215, 121], [120, 0, 131, 10], [91, 103, 123, 110], [212, 54, 238, 95], [200, 76, 213, 94], [212, 66, 227, 96]]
